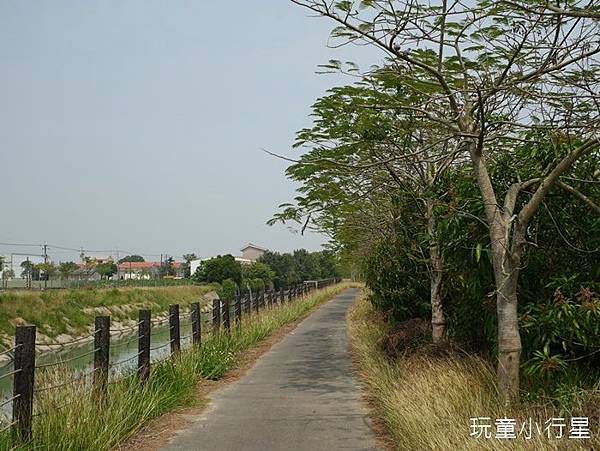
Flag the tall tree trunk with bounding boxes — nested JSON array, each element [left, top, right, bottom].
[[469, 145, 522, 401], [495, 257, 521, 401], [427, 199, 445, 343]]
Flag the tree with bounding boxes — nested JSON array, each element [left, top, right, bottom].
[[20, 260, 39, 281], [291, 0, 600, 400], [2, 269, 15, 288], [157, 257, 176, 278], [217, 278, 237, 301], [242, 262, 276, 288], [258, 250, 339, 288], [36, 262, 56, 281], [59, 261, 79, 281], [182, 253, 198, 278], [118, 255, 145, 264], [257, 251, 295, 288], [96, 262, 117, 280], [194, 255, 242, 285], [270, 78, 457, 342]]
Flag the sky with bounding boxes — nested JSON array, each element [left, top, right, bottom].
[[0, 1, 374, 265]]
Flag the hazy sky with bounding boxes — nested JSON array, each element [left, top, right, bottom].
[[0, 1, 373, 263]]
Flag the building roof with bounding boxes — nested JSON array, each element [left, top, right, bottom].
[[117, 261, 183, 270], [240, 243, 268, 252]]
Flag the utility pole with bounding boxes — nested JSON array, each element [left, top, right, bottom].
[[26, 257, 31, 289], [42, 243, 48, 289], [115, 249, 120, 281]]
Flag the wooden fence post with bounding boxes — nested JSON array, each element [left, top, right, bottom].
[[235, 291, 242, 326], [169, 304, 180, 355], [279, 287, 284, 305], [191, 302, 201, 345], [93, 316, 110, 397], [12, 325, 35, 444], [222, 299, 230, 332], [138, 310, 151, 382], [254, 289, 260, 314], [288, 285, 292, 302], [212, 299, 221, 331]]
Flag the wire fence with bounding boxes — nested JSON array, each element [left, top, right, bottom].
[[0, 278, 339, 447]]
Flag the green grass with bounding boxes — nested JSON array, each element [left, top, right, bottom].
[[347, 294, 600, 451], [0, 282, 358, 450], [0, 285, 216, 342]]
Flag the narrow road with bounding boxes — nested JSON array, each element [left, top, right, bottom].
[[161, 288, 378, 451]]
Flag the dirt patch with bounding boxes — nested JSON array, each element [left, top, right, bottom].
[[117, 307, 320, 451], [379, 317, 431, 358]]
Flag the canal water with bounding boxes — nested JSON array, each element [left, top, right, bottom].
[[0, 318, 200, 415]]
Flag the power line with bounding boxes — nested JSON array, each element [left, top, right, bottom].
[[0, 242, 41, 247], [1, 241, 171, 261]]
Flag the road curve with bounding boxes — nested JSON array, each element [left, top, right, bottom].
[[161, 287, 378, 451]]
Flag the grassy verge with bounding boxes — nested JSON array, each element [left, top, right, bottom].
[[347, 293, 599, 451], [1, 282, 358, 450], [0, 285, 215, 342]]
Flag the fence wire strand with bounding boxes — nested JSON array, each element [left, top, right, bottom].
[[34, 367, 98, 394], [109, 351, 143, 368], [0, 344, 20, 359], [0, 420, 17, 435], [110, 320, 144, 334], [35, 348, 99, 369], [0, 368, 21, 382], [0, 394, 20, 409]]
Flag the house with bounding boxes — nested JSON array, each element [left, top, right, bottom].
[[189, 243, 269, 277], [240, 243, 268, 262], [72, 265, 102, 281], [117, 261, 185, 280]]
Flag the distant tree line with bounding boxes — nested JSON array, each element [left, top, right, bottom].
[[192, 249, 341, 296]]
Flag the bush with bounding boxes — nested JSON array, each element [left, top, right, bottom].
[[193, 255, 242, 285], [241, 262, 275, 288], [217, 278, 237, 301], [363, 239, 429, 322]]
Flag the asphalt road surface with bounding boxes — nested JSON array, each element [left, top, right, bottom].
[[161, 287, 378, 451]]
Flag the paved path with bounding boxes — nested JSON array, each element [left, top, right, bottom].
[[162, 288, 378, 451]]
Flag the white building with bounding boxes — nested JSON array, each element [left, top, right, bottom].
[[189, 243, 268, 277]]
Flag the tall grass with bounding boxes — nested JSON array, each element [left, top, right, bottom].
[[0, 285, 215, 340], [347, 295, 599, 450], [0, 282, 357, 450]]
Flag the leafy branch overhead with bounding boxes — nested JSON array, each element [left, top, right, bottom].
[[283, 0, 600, 402]]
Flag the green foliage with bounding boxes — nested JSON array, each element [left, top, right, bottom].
[[258, 250, 340, 288], [241, 262, 275, 288], [521, 284, 600, 385], [58, 261, 79, 279], [182, 253, 198, 277], [0, 284, 352, 450], [0, 285, 213, 339], [364, 239, 430, 322], [217, 278, 237, 301], [118, 255, 145, 264], [193, 255, 242, 285], [36, 262, 57, 280], [20, 260, 40, 280], [96, 262, 117, 279]]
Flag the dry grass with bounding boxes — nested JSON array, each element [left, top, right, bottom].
[[0, 285, 215, 341], [347, 294, 599, 450], [0, 283, 358, 450]]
